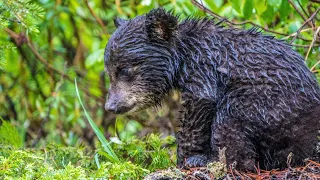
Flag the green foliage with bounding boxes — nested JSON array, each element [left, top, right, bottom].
[[279, 0, 291, 21], [231, 0, 242, 14], [109, 134, 176, 171], [47, 163, 87, 180], [0, 42, 15, 70], [0, 145, 90, 179], [0, 150, 45, 178], [243, 0, 254, 19], [95, 161, 149, 179], [0, 0, 44, 33], [0, 0, 44, 70], [0, 119, 23, 148], [45, 144, 94, 169]]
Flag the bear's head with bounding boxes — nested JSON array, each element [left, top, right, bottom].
[[104, 8, 179, 114]]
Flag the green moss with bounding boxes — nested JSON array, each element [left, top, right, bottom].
[[143, 167, 186, 180], [0, 145, 90, 179], [45, 144, 94, 169], [207, 162, 227, 179], [94, 161, 149, 179], [0, 134, 176, 179], [109, 134, 176, 171], [0, 120, 176, 179], [48, 163, 87, 180]]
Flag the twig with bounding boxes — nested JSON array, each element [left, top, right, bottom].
[[5, 27, 69, 81], [312, 69, 320, 73], [292, 43, 320, 48], [310, 59, 320, 72], [115, 0, 125, 15], [84, 0, 107, 34], [289, 8, 320, 44], [306, 26, 320, 62], [228, 164, 236, 179], [288, 0, 314, 28], [234, 169, 245, 180], [286, 152, 293, 169], [283, 28, 314, 40], [297, 0, 310, 18]]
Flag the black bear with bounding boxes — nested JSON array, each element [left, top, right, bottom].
[[104, 8, 320, 170]]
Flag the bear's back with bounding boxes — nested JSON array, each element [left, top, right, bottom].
[[178, 20, 320, 123]]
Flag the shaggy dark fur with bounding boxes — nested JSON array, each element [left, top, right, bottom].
[[104, 8, 320, 170]]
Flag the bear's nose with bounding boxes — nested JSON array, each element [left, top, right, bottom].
[[105, 101, 117, 113]]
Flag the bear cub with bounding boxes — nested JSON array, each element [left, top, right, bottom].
[[104, 8, 320, 170]]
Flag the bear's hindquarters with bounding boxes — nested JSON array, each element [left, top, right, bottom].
[[259, 106, 320, 170], [211, 106, 320, 171]]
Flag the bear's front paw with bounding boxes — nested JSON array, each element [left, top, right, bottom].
[[185, 154, 209, 168]]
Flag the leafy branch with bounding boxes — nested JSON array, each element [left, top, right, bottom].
[[0, 0, 44, 70], [0, 0, 44, 33]]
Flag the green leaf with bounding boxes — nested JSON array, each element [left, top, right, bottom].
[[232, 0, 242, 14], [261, 5, 275, 23], [203, 0, 217, 11], [85, 49, 104, 68], [140, 0, 152, 6], [299, 0, 309, 6], [97, 150, 117, 162], [203, 0, 223, 9], [267, 0, 281, 7], [288, 21, 302, 33], [279, 0, 291, 20], [213, 0, 224, 8], [94, 153, 101, 169], [243, 0, 254, 19], [254, 0, 267, 15]]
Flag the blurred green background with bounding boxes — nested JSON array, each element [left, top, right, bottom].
[[0, 0, 319, 149]]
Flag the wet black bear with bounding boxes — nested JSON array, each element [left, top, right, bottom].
[[103, 8, 320, 170]]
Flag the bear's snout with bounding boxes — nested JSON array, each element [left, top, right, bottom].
[[105, 98, 117, 113], [105, 88, 135, 114]]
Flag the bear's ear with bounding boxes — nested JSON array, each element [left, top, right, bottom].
[[114, 18, 127, 28], [145, 8, 178, 41]]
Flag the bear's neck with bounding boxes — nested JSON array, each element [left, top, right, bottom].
[[173, 30, 223, 101]]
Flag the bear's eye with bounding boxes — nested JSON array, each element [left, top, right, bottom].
[[117, 67, 132, 80], [120, 68, 130, 76]]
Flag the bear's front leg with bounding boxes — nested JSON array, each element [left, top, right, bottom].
[[177, 94, 216, 168]]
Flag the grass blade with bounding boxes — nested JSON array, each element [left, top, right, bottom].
[[75, 78, 120, 163]]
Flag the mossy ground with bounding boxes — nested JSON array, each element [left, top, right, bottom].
[[0, 143, 230, 180], [0, 119, 228, 180], [0, 131, 177, 179]]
